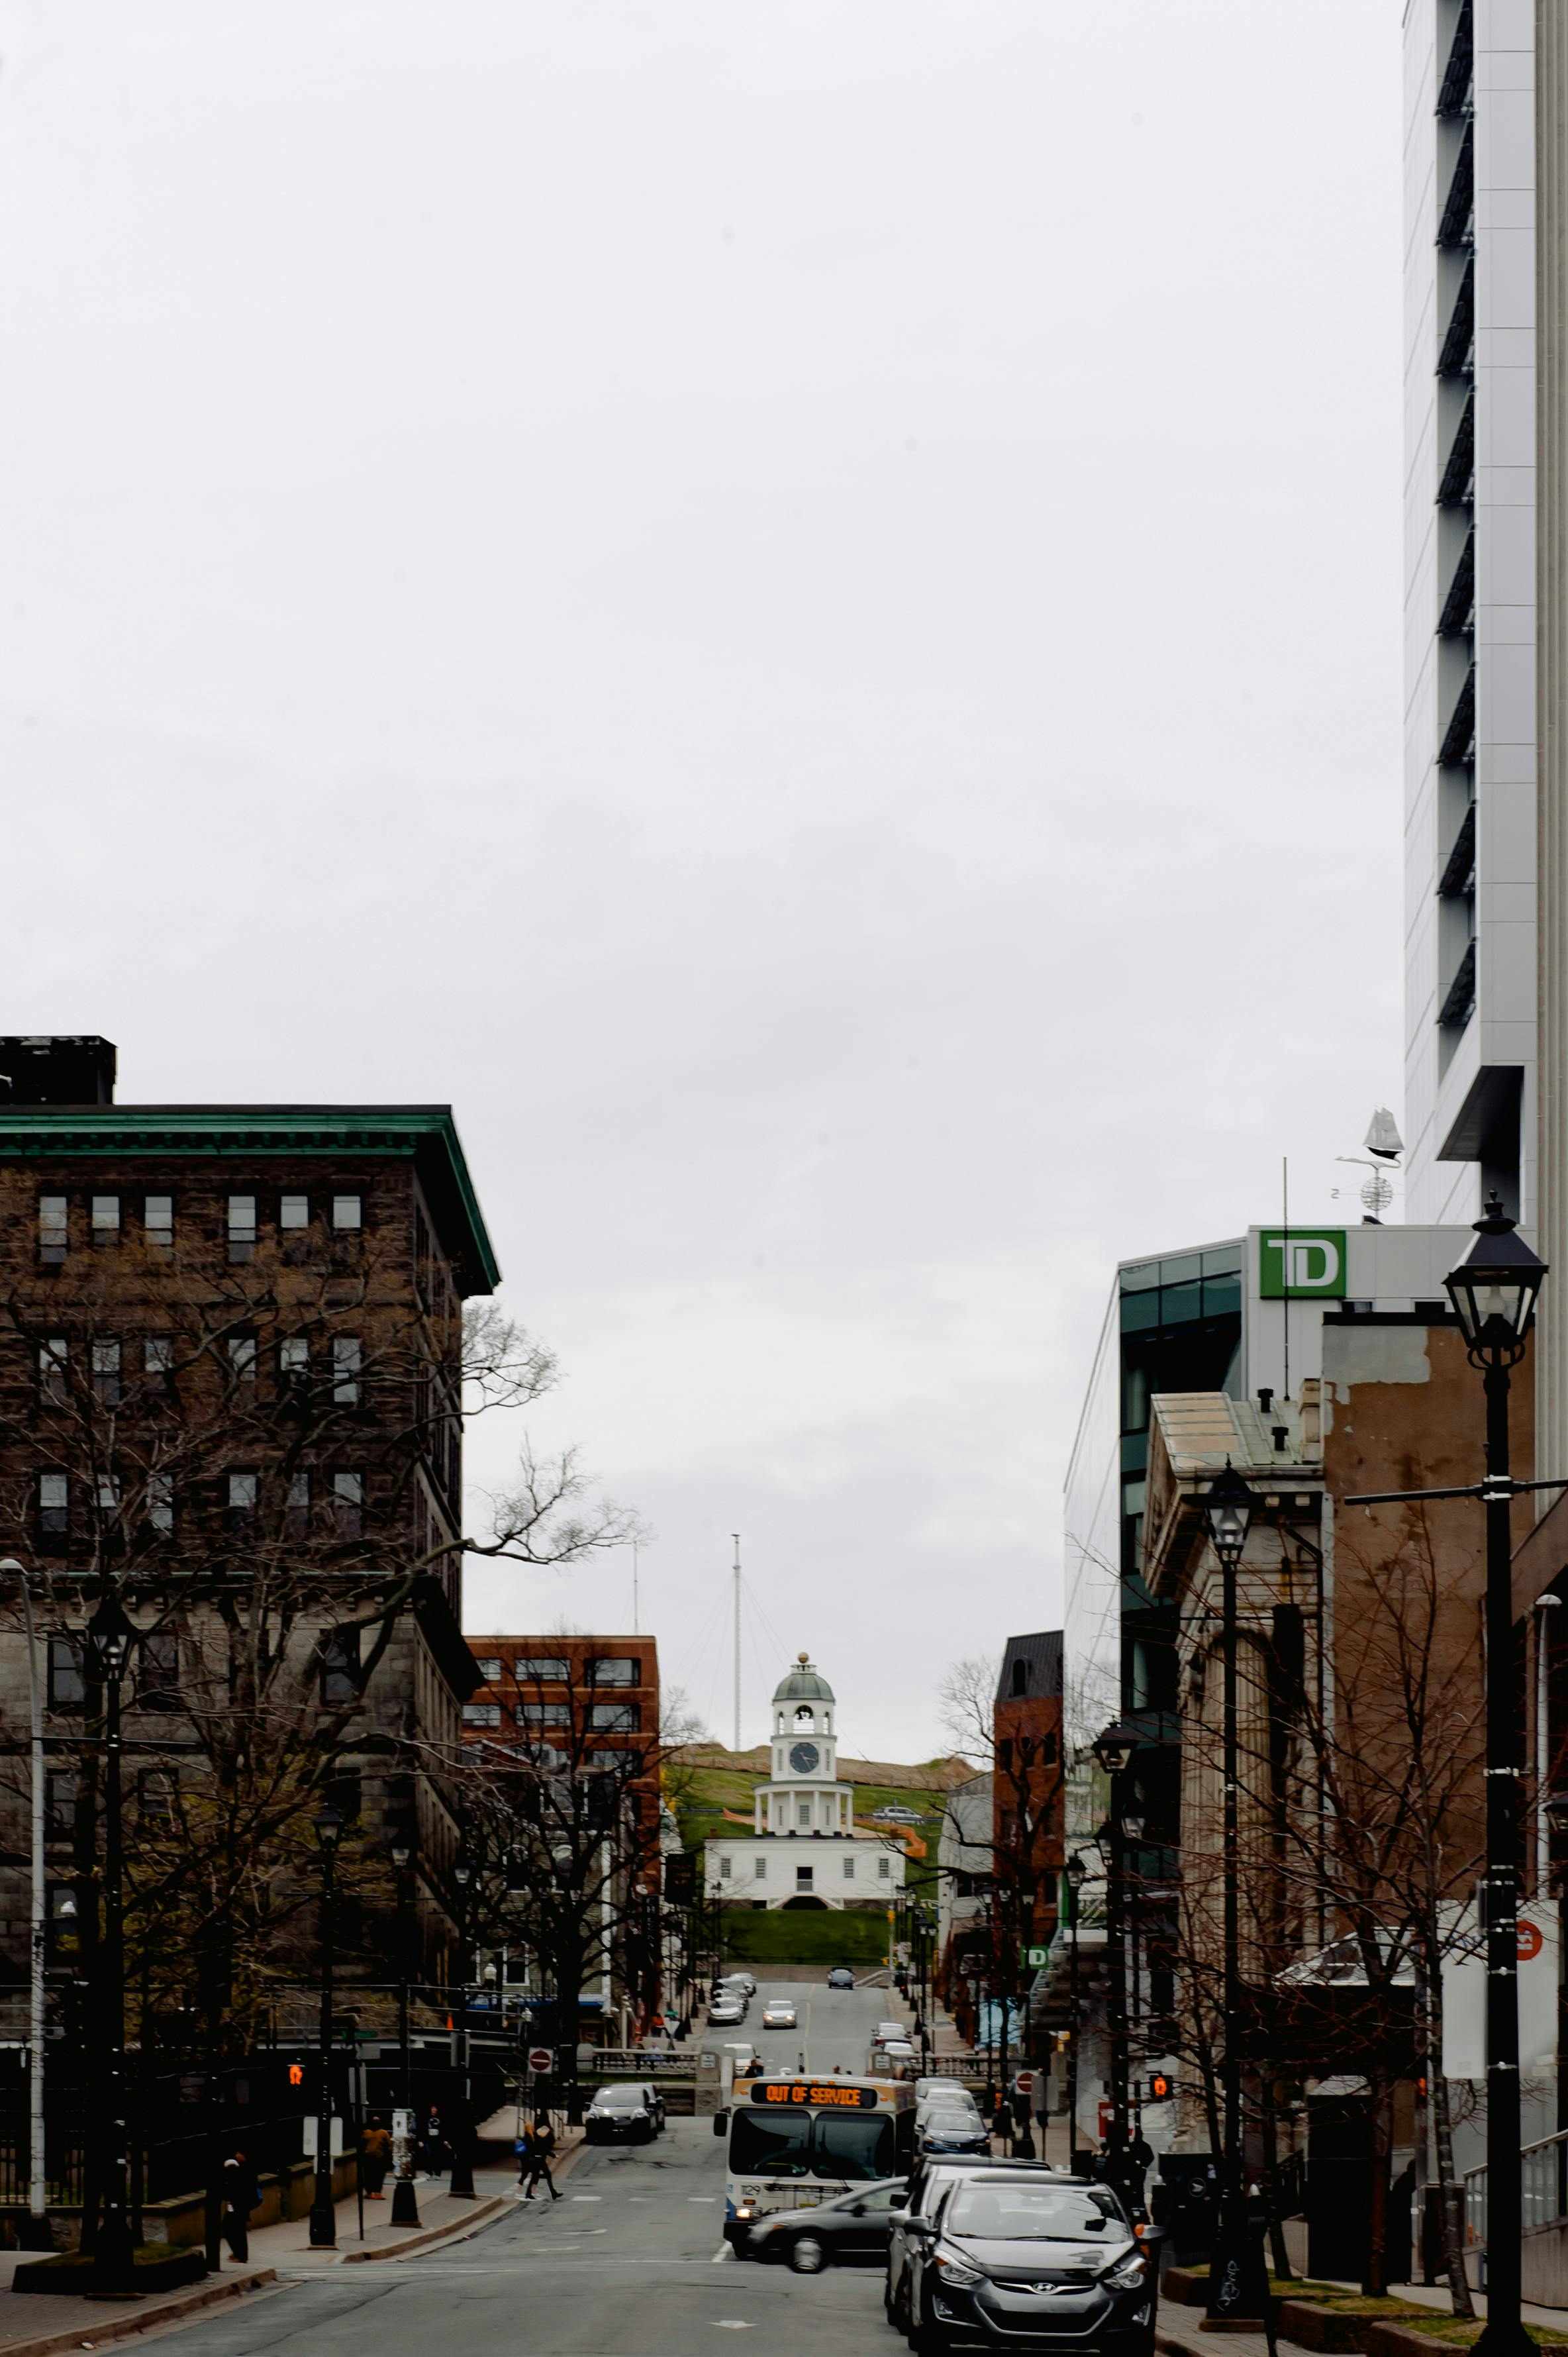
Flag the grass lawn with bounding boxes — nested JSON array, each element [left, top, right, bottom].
[[718, 1907, 893, 1966]]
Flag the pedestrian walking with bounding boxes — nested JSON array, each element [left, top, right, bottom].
[[221, 2146, 260, 2264], [362, 2115, 392, 2199], [520, 2113, 561, 2201], [422, 2105, 448, 2180]]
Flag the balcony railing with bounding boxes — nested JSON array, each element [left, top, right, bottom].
[[1465, 2125, 1568, 2248], [1438, 387, 1475, 506], [1440, 937, 1477, 1030], [1438, 801, 1476, 897], [1438, 122, 1474, 247], [1438, 0, 1473, 117], [1439, 258, 1475, 376], [1440, 662, 1476, 767]]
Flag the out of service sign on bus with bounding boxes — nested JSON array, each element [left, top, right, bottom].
[[750, 2081, 879, 2109]]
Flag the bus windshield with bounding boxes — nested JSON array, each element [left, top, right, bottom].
[[730, 2105, 895, 2182]]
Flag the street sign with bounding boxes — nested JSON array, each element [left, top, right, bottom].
[[1014, 2071, 1034, 2094], [528, 2046, 553, 2075]]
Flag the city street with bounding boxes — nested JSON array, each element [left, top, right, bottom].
[[701, 1974, 899, 2076], [151, 2116, 889, 2357]]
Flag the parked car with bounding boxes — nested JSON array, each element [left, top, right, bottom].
[[916, 2105, 991, 2158], [584, 2085, 658, 2144], [869, 1804, 923, 1825], [718, 1972, 757, 1997], [915, 2076, 979, 2103], [719, 2040, 761, 2080], [709, 1994, 747, 2026], [872, 2021, 906, 2047], [628, 2080, 666, 2131], [869, 2038, 918, 2079], [745, 2178, 909, 2272], [760, 1999, 798, 2029], [902, 2170, 1150, 2356], [826, 1966, 856, 1989]]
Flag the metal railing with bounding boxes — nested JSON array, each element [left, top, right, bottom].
[[1465, 2126, 1568, 2247]]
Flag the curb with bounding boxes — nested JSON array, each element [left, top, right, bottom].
[[341, 2197, 509, 2263], [0, 2265, 278, 2357]]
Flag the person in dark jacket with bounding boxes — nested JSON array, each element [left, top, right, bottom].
[[222, 2148, 260, 2262]]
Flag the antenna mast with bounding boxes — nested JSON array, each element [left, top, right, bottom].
[[632, 1540, 639, 1636], [732, 1534, 742, 1752]]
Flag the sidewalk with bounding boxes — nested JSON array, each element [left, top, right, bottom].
[[0, 2111, 584, 2357]]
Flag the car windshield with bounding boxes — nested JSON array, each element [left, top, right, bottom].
[[597, 2088, 644, 2109], [946, 2184, 1125, 2242]]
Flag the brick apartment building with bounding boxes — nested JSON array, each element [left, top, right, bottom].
[[0, 1035, 499, 2027], [462, 1638, 665, 2034], [993, 1630, 1065, 1948]]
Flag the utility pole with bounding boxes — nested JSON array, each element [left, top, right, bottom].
[[732, 1534, 742, 1752]]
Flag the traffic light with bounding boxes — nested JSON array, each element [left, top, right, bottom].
[[288, 2062, 305, 2087], [1148, 2072, 1171, 2101]]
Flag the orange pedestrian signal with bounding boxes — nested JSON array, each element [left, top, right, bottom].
[[1148, 2073, 1171, 2101], [288, 2064, 305, 2086]]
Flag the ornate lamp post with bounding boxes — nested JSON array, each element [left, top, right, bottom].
[[448, 1856, 476, 2198], [1199, 1462, 1263, 2324], [1444, 1201, 1548, 2357], [1092, 1720, 1138, 2201], [84, 1589, 137, 2297], [307, 1803, 343, 2248], [389, 1840, 419, 2227]]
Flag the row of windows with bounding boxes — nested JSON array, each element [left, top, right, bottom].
[[36, 1333, 367, 1405], [462, 1699, 641, 1730], [37, 1192, 363, 1265], [34, 1466, 366, 1538], [717, 1855, 891, 1885], [46, 1624, 364, 1709], [470, 1654, 642, 1687]]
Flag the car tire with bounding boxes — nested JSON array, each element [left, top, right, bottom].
[[789, 2234, 828, 2274], [910, 2299, 948, 2356]]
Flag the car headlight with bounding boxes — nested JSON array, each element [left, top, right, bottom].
[[933, 2245, 984, 2287], [1102, 2250, 1149, 2291]]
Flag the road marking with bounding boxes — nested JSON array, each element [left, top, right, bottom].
[[570, 2194, 603, 2201], [713, 2322, 754, 2330], [712, 2246, 732, 2263], [688, 2196, 717, 2201]]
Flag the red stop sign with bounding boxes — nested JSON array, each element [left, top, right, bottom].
[[528, 2046, 553, 2074], [1518, 1922, 1545, 1962]]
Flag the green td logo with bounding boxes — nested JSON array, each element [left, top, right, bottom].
[[1259, 1229, 1346, 1299]]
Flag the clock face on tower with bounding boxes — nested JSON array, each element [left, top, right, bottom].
[[789, 1741, 820, 1776]]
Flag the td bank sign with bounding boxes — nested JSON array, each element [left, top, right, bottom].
[[1259, 1229, 1347, 1300]]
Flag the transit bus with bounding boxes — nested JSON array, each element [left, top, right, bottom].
[[718, 2072, 916, 2250]]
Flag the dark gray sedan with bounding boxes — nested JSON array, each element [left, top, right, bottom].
[[905, 2173, 1153, 2356], [743, 2178, 908, 2272]]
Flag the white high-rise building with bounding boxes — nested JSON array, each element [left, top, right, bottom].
[[1402, 1, 1537, 1228]]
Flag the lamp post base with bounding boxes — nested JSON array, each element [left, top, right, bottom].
[[389, 2175, 420, 2226], [1204, 2207, 1271, 2326], [1473, 2324, 1538, 2357], [307, 2177, 337, 2248]]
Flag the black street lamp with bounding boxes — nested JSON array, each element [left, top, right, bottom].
[[1444, 1199, 1548, 2357], [1064, 1851, 1089, 2173], [1092, 1720, 1139, 2203], [448, 1856, 476, 2199], [389, 1840, 419, 2228], [1199, 1462, 1265, 2327], [308, 1803, 343, 2248], [84, 1589, 137, 2299]]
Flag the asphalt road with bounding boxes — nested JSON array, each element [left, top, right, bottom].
[[701, 1974, 899, 2078], [152, 2115, 896, 2357]]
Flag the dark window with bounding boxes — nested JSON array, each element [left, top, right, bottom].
[[93, 1338, 122, 1406], [998, 1738, 1012, 1772], [38, 1196, 68, 1264], [38, 1472, 68, 1538], [38, 1338, 68, 1405], [91, 1195, 120, 1246], [144, 1335, 175, 1395], [464, 1703, 502, 1727], [473, 1657, 502, 1681], [521, 1702, 569, 1726], [515, 1657, 569, 1681], [144, 1195, 173, 1252], [146, 1475, 173, 1536], [48, 1636, 85, 1711], [280, 1194, 309, 1230], [95, 1474, 121, 1527], [138, 1770, 175, 1827], [587, 1656, 639, 1686], [326, 1770, 362, 1825], [796, 1865, 813, 1890], [228, 1195, 256, 1262], [1010, 1658, 1028, 1697], [332, 1338, 362, 1405], [136, 1631, 179, 1711], [279, 1336, 309, 1395], [812, 2112, 895, 2181], [226, 1472, 258, 1529], [332, 1195, 362, 1232], [44, 1771, 79, 1841], [320, 1626, 360, 1704], [591, 1701, 639, 1730], [1040, 1732, 1057, 1765], [46, 1883, 80, 1960], [332, 1470, 363, 1538], [286, 1470, 310, 1534], [229, 1334, 258, 1385], [729, 2107, 812, 2178]]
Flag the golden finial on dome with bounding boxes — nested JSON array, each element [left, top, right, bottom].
[[798, 1651, 809, 1664]]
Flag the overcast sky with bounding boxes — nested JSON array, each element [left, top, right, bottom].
[[0, 1, 1404, 1761]]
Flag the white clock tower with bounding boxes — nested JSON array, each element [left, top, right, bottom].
[[756, 1654, 852, 1835], [701, 1651, 907, 1909]]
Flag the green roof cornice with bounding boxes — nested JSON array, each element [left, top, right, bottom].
[[0, 1104, 501, 1295]]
